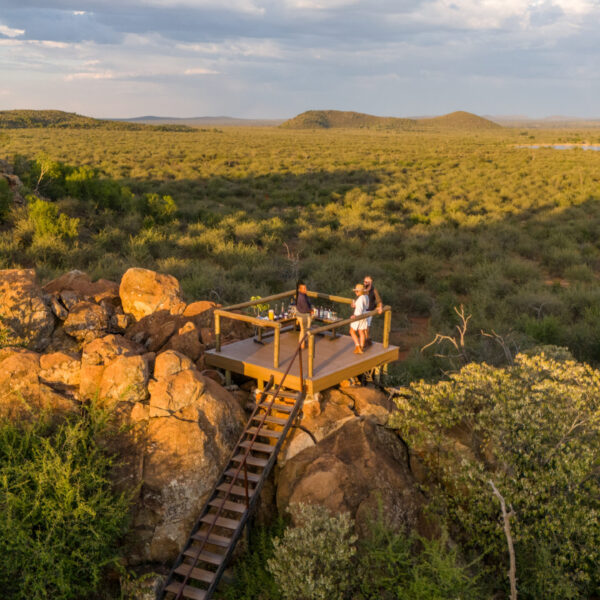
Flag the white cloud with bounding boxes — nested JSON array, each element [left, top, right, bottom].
[[285, 0, 358, 9], [73, 11, 87, 15], [65, 71, 115, 81], [140, 0, 265, 14], [0, 23, 25, 38], [184, 67, 219, 74]]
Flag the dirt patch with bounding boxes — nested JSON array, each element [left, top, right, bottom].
[[390, 316, 431, 361]]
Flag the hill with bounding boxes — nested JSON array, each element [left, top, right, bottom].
[[419, 111, 501, 130], [0, 109, 193, 131], [280, 110, 420, 130], [280, 109, 500, 130]]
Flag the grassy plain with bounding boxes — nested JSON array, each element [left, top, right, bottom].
[[2, 125, 600, 376]]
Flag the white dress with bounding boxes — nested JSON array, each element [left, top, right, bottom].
[[350, 294, 369, 331]]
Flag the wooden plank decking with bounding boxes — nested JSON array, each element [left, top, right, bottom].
[[204, 330, 399, 394]]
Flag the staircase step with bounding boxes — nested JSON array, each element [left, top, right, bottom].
[[183, 547, 225, 566], [200, 514, 241, 530], [216, 483, 255, 498], [251, 414, 288, 426], [174, 563, 216, 584], [246, 426, 282, 439], [191, 530, 232, 548], [263, 389, 299, 400], [239, 440, 276, 454], [225, 468, 261, 483], [232, 453, 268, 467], [208, 498, 247, 513], [164, 582, 207, 600], [256, 402, 294, 413]]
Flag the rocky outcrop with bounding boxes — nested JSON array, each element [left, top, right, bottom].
[[79, 334, 145, 400], [277, 418, 429, 537], [338, 384, 395, 425], [0, 348, 78, 419], [0, 269, 55, 351], [124, 363, 246, 563], [63, 301, 110, 343], [119, 268, 186, 322], [44, 270, 120, 306]]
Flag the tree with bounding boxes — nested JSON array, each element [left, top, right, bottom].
[[390, 349, 600, 599]]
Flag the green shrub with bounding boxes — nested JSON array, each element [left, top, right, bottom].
[[27, 195, 79, 240], [391, 351, 600, 599], [267, 503, 357, 600], [0, 178, 11, 221], [221, 519, 285, 600], [0, 406, 132, 599], [356, 515, 482, 600]]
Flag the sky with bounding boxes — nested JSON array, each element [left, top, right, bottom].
[[0, 0, 599, 119]]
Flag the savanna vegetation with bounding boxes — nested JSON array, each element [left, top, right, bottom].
[[1, 119, 600, 598], [2, 123, 600, 379], [0, 405, 132, 600]]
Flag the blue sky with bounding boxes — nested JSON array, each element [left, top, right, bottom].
[[0, 0, 598, 119]]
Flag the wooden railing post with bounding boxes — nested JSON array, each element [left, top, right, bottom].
[[273, 324, 281, 369], [308, 334, 315, 378], [215, 310, 221, 352], [383, 307, 391, 349]]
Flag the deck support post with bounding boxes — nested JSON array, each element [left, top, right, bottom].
[[383, 308, 391, 349], [308, 334, 315, 378], [274, 325, 281, 369], [215, 311, 221, 352]]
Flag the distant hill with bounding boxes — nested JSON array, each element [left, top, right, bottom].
[[120, 115, 285, 127], [0, 110, 193, 131], [280, 110, 419, 130], [419, 111, 501, 130], [280, 109, 501, 130]]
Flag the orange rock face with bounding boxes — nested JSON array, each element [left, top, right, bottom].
[[277, 418, 428, 537], [0, 349, 78, 420], [0, 269, 55, 351], [119, 268, 186, 322]]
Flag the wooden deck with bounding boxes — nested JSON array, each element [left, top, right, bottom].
[[205, 330, 399, 394]]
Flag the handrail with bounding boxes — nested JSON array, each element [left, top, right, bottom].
[[307, 305, 391, 336], [174, 335, 307, 600], [305, 306, 392, 377], [220, 290, 296, 311]]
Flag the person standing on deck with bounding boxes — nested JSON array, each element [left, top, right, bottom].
[[295, 280, 313, 349], [350, 283, 369, 354], [363, 275, 383, 348]]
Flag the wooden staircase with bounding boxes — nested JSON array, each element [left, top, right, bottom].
[[161, 340, 307, 600]]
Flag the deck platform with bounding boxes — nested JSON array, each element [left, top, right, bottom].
[[205, 330, 399, 395]]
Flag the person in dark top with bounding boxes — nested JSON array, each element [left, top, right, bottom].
[[363, 275, 383, 347], [295, 280, 313, 349]]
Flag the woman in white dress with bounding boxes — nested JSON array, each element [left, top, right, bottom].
[[349, 283, 369, 354]]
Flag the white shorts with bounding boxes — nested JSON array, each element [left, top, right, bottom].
[[351, 318, 368, 331]]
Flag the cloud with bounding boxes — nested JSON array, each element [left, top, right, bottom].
[[183, 67, 219, 75], [0, 23, 25, 37], [1, 0, 600, 118]]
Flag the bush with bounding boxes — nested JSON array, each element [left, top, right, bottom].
[[391, 351, 600, 599], [355, 510, 482, 600], [0, 407, 132, 599], [267, 503, 357, 600], [221, 519, 285, 600], [27, 195, 79, 241], [0, 178, 11, 222]]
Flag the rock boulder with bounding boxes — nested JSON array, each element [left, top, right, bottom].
[[119, 268, 186, 322], [125, 372, 246, 563], [277, 418, 428, 537], [0, 269, 55, 351]]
